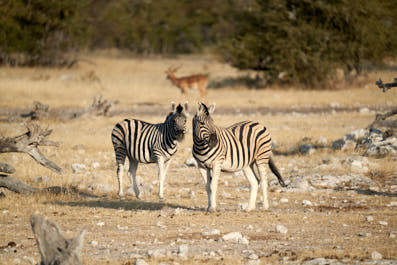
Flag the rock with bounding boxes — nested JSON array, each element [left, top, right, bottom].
[[365, 216, 374, 222], [280, 197, 289, 203], [276, 224, 288, 234], [302, 200, 313, 206], [299, 144, 316, 155], [134, 259, 148, 265], [90, 240, 98, 247], [178, 244, 189, 258], [222, 232, 243, 242], [248, 253, 259, 260], [379, 221, 388, 226], [34, 175, 51, 184], [91, 162, 100, 169], [238, 203, 248, 211], [202, 229, 220, 236], [371, 251, 383, 260], [71, 163, 86, 173], [88, 183, 114, 194], [332, 139, 345, 150], [147, 249, 165, 259]]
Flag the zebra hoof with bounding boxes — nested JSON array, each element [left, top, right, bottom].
[[207, 207, 217, 213]]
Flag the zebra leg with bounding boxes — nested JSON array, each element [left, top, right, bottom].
[[197, 163, 209, 185], [117, 163, 125, 198], [127, 160, 140, 199], [156, 157, 167, 200], [243, 166, 259, 212], [257, 163, 269, 210], [208, 164, 220, 212]]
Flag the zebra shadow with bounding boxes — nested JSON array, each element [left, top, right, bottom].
[[54, 198, 202, 212], [355, 189, 397, 198]]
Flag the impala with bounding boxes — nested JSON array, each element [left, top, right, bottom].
[[166, 66, 208, 98]]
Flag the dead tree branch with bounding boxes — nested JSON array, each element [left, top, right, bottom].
[[0, 123, 62, 174], [376, 78, 397, 92], [76, 95, 116, 118], [21, 101, 50, 120], [368, 108, 397, 129], [0, 174, 39, 194], [0, 162, 15, 174], [31, 215, 86, 265]]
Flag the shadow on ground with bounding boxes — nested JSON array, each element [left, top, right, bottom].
[[52, 198, 203, 211], [356, 189, 397, 198]]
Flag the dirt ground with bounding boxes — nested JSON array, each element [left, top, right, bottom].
[[0, 55, 396, 265]]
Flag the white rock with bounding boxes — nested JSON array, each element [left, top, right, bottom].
[[90, 240, 98, 247], [302, 200, 313, 206], [147, 249, 165, 258], [365, 216, 374, 222], [202, 229, 220, 236], [276, 224, 288, 234], [91, 162, 100, 169], [134, 259, 148, 265], [248, 253, 259, 260], [388, 201, 397, 207], [371, 251, 383, 260], [96, 221, 105, 226], [72, 163, 86, 173], [178, 244, 189, 258], [379, 221, 388, 226], [280, 197, 289, 203], [222, 231, 243, 242]]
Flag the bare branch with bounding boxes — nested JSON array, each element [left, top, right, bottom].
[[31, 215, 86, 265], [0, 162, 15, 174], [0, 123, 62, 174], [376, 78, 397, 92]]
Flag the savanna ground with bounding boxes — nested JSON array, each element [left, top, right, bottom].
[[0, 53, 397, 265]]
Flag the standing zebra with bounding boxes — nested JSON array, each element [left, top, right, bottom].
[[111, 102, 187, 200], [192, 103, 286, 212]]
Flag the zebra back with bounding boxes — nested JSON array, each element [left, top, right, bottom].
[[192, 103, 272, 170], [112, 103, 187, 164]]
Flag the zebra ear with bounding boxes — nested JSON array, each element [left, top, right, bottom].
[[208, 103, 216, 114], [171, 102, 176, 112], [208, 133, 218, 149]]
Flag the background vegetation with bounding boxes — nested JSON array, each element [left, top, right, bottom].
[[1, 0, 396, 87]]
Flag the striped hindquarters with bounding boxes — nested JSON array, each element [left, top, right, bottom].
[[111, 119, 160, 164], [223, 121, 272, 168]]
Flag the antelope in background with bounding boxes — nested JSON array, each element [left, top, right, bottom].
[[166, 65, 208, 98]]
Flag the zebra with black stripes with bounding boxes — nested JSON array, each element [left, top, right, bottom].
[[111, 102, 187, 200], [192, 103, 286, 212]]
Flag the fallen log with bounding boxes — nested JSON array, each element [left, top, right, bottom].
[[0, 162, 15, 174], [0, 123, 62, 174], [31, 215, 86, 265]]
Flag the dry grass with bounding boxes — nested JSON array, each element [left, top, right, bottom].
[[0, 55, 396, 265]]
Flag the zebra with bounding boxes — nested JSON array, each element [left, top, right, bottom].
[[111, 102, 187, 200], [192, 102, 286, 212]]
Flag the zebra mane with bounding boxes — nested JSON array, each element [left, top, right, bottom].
[[176, 104, 183, 114]]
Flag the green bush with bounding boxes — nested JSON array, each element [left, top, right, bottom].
[[218, 0, 397, 87]]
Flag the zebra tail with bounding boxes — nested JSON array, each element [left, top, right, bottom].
[[269, 156, 287, 187]]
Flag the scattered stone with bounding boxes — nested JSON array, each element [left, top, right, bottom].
[[90, 240, 98, 247], [302, 200, 313, 206], [276, 224, 288, 234], [134, 259, 148, 265], [387, 201, 397, 207], [71, 163, 86, 173], [371, 251, 383, 260], [365, 216, 374, 222], [178, 244, 189, 258], [91, 162, 100, 169], [248, 253, 259, 260], [202, 229, 220, 236], [389, 232, 396, 238], [96, 221, 105, 226], [147, 249, 165, 259], [222, 231, 248, 244], [33, 175, 51, 184], [379, 221, 388, 226]]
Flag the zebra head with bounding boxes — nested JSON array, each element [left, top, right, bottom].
[[167, 102, 187, 141], [193, 102, 217, 149]]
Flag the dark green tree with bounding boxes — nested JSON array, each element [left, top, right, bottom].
[[218, 0, 397, 87], [0, 0, 88, 66]]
